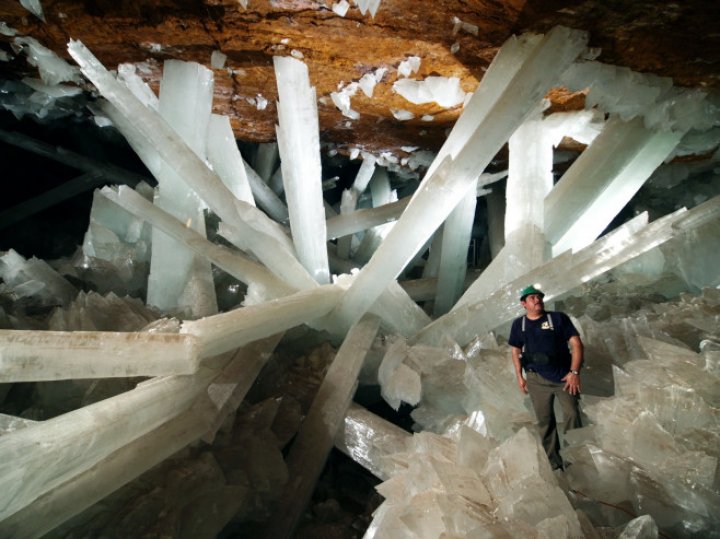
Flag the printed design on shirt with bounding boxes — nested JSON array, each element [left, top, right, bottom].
[[541, 321, 552, 330]]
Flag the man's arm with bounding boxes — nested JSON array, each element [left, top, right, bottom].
[[511, 346, 527, 394], [561, 335, 583, 395]]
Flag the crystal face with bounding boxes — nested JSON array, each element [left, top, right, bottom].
[[0, 24, 718, 538]]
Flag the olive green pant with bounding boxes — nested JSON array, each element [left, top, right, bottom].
[[525, 371, 582, 470]]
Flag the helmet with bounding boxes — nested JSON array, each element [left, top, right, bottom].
[[520, 285, 544, 301]]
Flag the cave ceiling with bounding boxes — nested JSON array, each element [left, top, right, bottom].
[[0, 0, 719, 158]]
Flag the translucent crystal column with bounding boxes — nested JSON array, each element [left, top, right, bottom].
[[242, 157, 290, 224], [334, 403, 411, 481], [181, 284, 344, 358], [354, 168, 397, 264], [337, 188, 359, 259], [262, 315, 381, 538], [433, 180, 477, 316], [331, 26, 588, 330], [274, 55, 330, 284], [325, 196, 410, 240], [254, 141, 279, 182], [82, 185, 152, 269], [0, 329, 200, 381], [546, 115, 684, 256], [147, 60, 217, 318], [206, 114, 255, 205]]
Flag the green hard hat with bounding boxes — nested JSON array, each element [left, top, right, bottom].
[[520, 285, 544, 301]]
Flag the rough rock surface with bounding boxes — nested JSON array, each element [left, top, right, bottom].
[[1, 0, 718, 154]]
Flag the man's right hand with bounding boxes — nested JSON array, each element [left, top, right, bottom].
[[517, 376, 528, 394]]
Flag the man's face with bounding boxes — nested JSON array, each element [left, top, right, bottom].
[[521, 293, 544, 315]]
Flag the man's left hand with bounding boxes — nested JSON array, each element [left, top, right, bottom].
[[561, 372, 581, 395]]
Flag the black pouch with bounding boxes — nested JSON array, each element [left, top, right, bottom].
[[521, 352, 551, 367]]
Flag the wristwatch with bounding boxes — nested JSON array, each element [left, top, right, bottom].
[[570, 369, 580, 375]]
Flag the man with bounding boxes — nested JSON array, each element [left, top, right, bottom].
[[508, 285, 583, 470]]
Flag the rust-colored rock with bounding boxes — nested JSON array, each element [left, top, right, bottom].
[[1, 0, 717, 155]]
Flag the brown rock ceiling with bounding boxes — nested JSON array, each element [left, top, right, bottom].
[[1, 0, 719, 155]]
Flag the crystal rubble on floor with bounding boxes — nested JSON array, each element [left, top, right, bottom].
[[48, 290, 158, 332], [0, 249, 77, 308], [331, 26, 589, 331], [415, 195, 720, 347], [365, 427, 586, 538], [376, 333, 535, 440], [545, 115, 684, 256], [262, 315, 381, 537], [100, 185, 295, 302], [68, 41, 317, 293], [661, 204, 720, 291], [274, 55, 330, 284], [0, 335, 284, 539], [562, 337, 720, 537], [377, 338, 423, 412]]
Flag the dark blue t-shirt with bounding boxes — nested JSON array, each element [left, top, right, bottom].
[[508, 311, 579, 383]]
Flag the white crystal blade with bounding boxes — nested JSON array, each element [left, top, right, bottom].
[[274, 55, 330, 284], [433, 180, 477, 316], [546, 115, 684, 255], [181, 284, 344, 357], [334, 403, 411, 481], [206, 114, 255, 205], [0, 330, 200, 382], [147, 60, 217, 317]]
